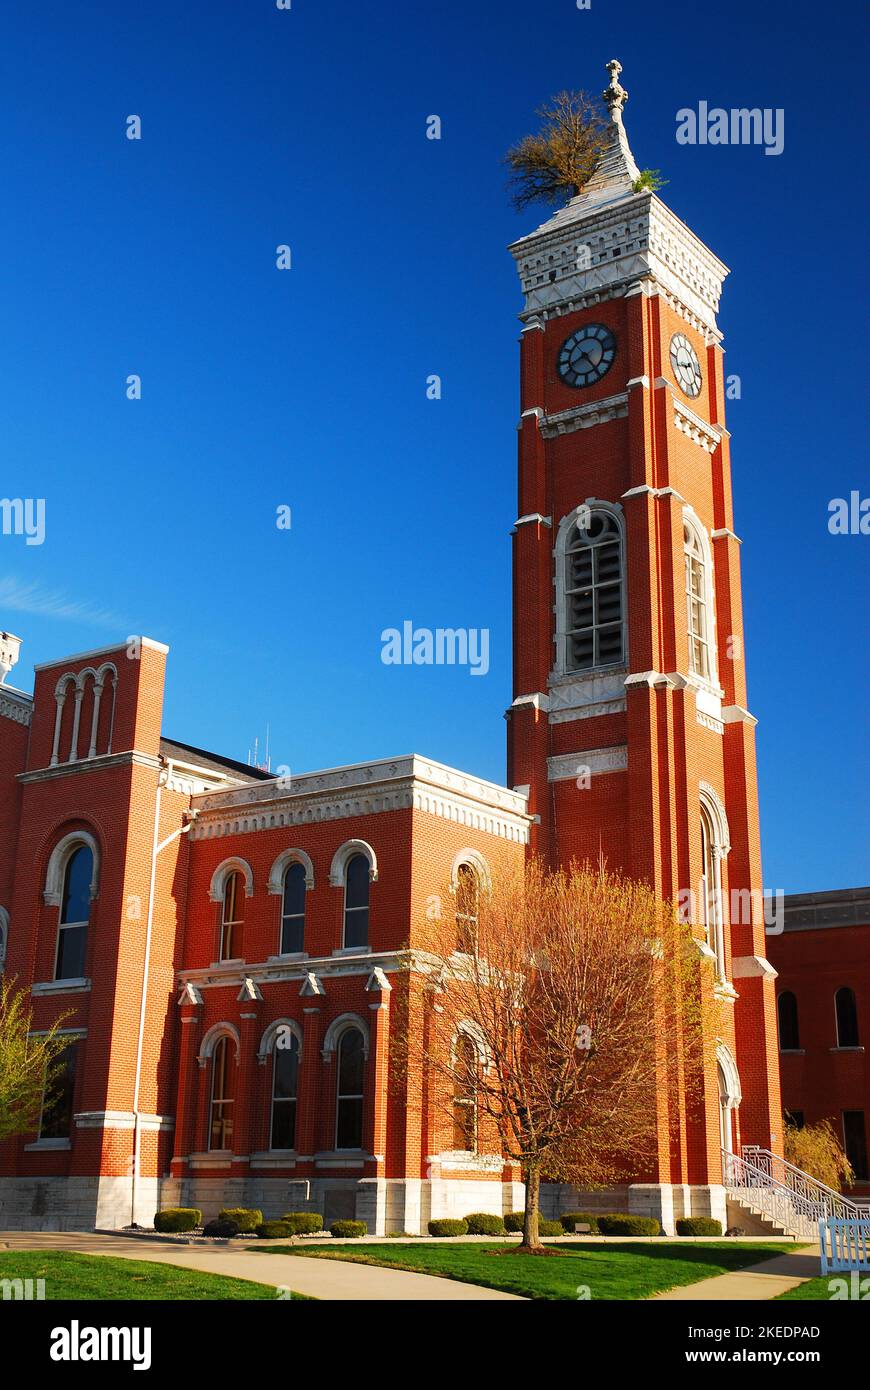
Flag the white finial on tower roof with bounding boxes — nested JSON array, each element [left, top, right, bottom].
[[603, 58, 628, 122]]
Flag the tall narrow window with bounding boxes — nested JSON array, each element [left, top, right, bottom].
[[280, 862, 306, 955], [452, 1034, 478, 1152], [271, 1033, 299, 1149], [700, 808, 725, 982], [455, 864, 480, 955], [209, 1036, 235, 1150], [835, 987, 860, 1048], [684, 522, 711, 680], [564, 511, 624, 671], [843, 1111, 868, 1182], [335, 1028, 365, 1149], [220, 872, 244, 961], [343, 855, 370, 949], [39, 1041, 79, 1140], [777, 991, 800, 1051], [55, 845, 93, 980]]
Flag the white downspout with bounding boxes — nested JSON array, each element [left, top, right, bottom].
[[130, 760, 196, 1226]]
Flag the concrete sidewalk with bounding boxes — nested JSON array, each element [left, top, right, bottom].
[[653, 1245, 820, 1301], [0, 1231, 523, 1301]]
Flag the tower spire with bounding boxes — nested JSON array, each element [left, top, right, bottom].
[[603, 58, 629, 122]]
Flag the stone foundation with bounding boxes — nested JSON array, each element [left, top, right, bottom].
[[0, 1174, 728, 1235]]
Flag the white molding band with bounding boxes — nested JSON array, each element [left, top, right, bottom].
[[547, 746, 628, 781]]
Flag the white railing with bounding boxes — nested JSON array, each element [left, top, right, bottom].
[[722, 1147, 818, 1237], [741, 1146, 867, 1222], [819, 1217, 870, 1275]]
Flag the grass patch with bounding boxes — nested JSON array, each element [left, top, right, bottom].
[[0, 1251, 311, 1301], [776, 1274, 865, 1301], [252, 1240, 790, 1300]]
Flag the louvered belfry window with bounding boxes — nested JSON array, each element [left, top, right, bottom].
[[564, 510, 624, 671]]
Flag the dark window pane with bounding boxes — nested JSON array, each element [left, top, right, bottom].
[[836, 988, 860, 1048], [345, 855, 370, 910], [337, 1030, 365, 1094], [271, 1099, 296, 1150], [40, 1043, 78, 1139], [273, 1037, 299, 1099], [336, 1097, 363, 1149], [843, 1111, 868, 1181], [282, 862, 306, 917], [344, 907, 368, 949], [281, 915, 304, 955], [61, 847, 92, 924], [56, 923, 87, 981], [777, 991, 800, 1050]]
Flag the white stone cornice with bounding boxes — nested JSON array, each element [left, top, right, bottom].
[[19, 750, 162, 784], [0, 689, 32, 725], [190, 755, 531, 846], [626, 375, 650, 389], [511, 692, 550, 712], [547, 746, 627, 781], [731, 955, 777, 981], [672, 397, 724, 454], [539, 392, 628, 439], [711, 527, 742, 544], [513, 513, 552, 529], [722, 705, 758, 727]]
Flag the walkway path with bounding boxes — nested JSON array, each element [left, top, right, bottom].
[[652, 1245, 819, 1301], [0, 1231, 523, 1301]]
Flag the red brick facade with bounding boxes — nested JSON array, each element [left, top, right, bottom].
[[0, 73, 788, 1234]]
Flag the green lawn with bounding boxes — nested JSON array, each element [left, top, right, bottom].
[[0, 1251, 310, 1301], [254, 1240, 790, 1300], [777, 1273, 868, 1301]]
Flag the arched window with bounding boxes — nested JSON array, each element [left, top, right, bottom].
[[209, 1035, 235, 1150], [220, 871, 245, 961], [835, 987, 860, 1048], [563, 509, 625, 671], [271, 1031, 299, 1149], [280, 862, 307, 955], [452, 1033, 479, 1152], [700, 806, 725, 982], [343, 855, 370, 950], [684, 520, 713, 680], [335, 1028, 365, 1149], [455, 863, 479, 955], [777, 991, 800, 1051], [55, 845, 93, 980]]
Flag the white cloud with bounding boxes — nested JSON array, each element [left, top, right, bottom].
[[0, 576, 123, 628]]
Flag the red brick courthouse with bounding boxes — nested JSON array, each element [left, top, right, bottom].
[[0, 63, 796, 1233]]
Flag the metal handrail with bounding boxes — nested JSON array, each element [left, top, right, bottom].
[[722, 1148, 824, 1237], [742, 1145, 865, 1222]]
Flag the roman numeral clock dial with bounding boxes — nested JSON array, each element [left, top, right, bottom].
[[670, 332, 703, 397], [557, 323, 616, 388]]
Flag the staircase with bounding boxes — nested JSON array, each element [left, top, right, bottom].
[[722, 1146, 870, 1239]]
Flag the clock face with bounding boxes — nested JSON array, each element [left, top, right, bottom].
[[670, 333, 702, 398], [558, 323, 616, 389]]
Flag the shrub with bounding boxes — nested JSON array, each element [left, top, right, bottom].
[[463, 1212, 506, 1236], [504, 1212, 524, 1233], [218, 1207, 263, 1234], [538, 1218, 563, 1236], [279, 1212, 324, 1235], [153, 1207, 201, 1234], [330, 1219, 367, 1239], [598, 1214, 660, 1236], [560, 1211, 600, 1234], [202, 1218, 240, 1239], [428, 1218, 468, 1237], [785, 1118, 855, 1192], [255, 1221, 293, 1239], [675, 1217, 723, 1237]]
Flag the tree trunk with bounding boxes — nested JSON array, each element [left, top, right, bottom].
[[520, 1164, 543, 1252]]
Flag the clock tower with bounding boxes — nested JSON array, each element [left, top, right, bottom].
[[506, 62, 782, 1227]]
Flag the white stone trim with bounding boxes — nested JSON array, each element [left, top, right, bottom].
[[0, 689, 32, 726], [197, 1022, 240, 1067], [552, 499, 627, 680], [321, 1013, 370, 1060], [32, 977, 91, 995], [513, 513, 552, 529], [329, 839, 378, 888], [547, 746, 628, 781], [731, 955, 777, 980], [716, 1041, 742, 1109], [208, 857, 254, 903], [258, 1017, 303, 1060], [722, 705, 758, 727], [539, 392, 628, 439], [267, 847, 315, 894], [33, 637, 168, 671], [43, 829, 101, 908], [449, 848, 492, 894]]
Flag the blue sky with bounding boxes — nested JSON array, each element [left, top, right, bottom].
[[1, 0, 867, 892]]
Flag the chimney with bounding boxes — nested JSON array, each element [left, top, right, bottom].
[[0, 631, 22, 686]]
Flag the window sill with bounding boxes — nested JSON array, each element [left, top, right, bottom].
[[332, 946, 371, 957], [829, 1046, 865, 1053], [779, 1049, 806, 1055], [32, 978, 91, 995], [267, 952, 308, 963], [208, 958, 245, 969], [25, 1138, 72, 1151]]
